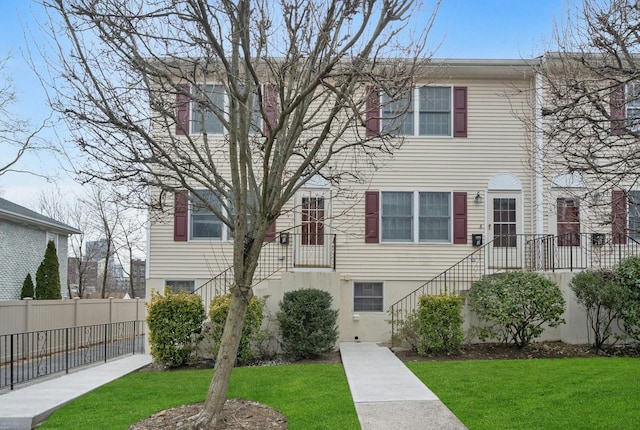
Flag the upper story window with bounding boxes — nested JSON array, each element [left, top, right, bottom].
[[381, 191, 451, 243], [381, 86, 452, 137], [191, 84, 262, 135], [627, 82, 640, 130], [192, 84, 225, 134]]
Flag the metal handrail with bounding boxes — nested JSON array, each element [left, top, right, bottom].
[[192, 233, 337, 308], [389, 232, 640, 346], [0, 321, 145, 391]]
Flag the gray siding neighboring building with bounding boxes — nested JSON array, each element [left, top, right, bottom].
[[0, 198, 80, 300]]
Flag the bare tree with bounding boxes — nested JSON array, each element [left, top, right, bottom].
[[39, 0, 437, 426], [83, 186, 121, 299], [39, 188, 100, 298], [0, 54, 48, 179], [114, 207, 146, 298], [532, 0, 640, 202]]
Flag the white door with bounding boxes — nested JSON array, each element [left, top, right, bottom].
[[487, 192, 523, 270]]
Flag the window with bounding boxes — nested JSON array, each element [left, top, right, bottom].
[[419, 192, 450, 241], [190, 190, 224, 239], [382, 192, 413, 241], [191, 84, 262, 135], [192, 84, 225, 134], [419, 87, 451, 136], [629, 191, 640, 241], [627, 82, 640, 130], [381, 191, 451, 242], [381, 92, 413, 136], [557, 198, 580, 247], [381, 86, 451, 136], [165, 280, 195, 293], [354, 282, 383, 312]]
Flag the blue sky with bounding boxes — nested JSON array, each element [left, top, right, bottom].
[[0, 0, 578, 209]]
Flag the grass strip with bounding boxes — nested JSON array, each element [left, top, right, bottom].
[[40, 363, 359, 430], [407, 357, 640, 430]]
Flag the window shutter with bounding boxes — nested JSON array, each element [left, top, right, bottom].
[[263, 83, 278, 136], [612, 189, 627, 244], [453, 87, 467, 138], [174, 191, 188, 242], [610, 84, 625, 136], [264, 220, 277, 242], [176, 84, 190, 136], [453, 192, 467, 244], [365, 85, 380, 137], [364, 191, 379, 243]]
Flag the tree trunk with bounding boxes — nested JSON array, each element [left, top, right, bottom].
[[192, 285, 252, 428]]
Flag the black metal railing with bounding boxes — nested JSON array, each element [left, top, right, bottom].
[[193, 233, 337, 307], [527, 232, 640, 271], [0, 321, 145, 391], [390, 232, 640, 346]]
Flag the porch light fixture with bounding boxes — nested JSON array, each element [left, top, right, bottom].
[[474, 192, 482, 204]]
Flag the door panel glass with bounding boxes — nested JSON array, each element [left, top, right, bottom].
[[302, 197, 324, 245], [493, 198, 517, 247]]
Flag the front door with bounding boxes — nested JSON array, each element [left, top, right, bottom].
[[294, 189, 332, 268], [487, 192, 523, 270]]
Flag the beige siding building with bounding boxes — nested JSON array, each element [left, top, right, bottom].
[[146, 57, 640, 343]]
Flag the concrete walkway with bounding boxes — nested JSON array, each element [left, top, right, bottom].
[[340, 342, 467, 430], [0, 354, 152, 430]]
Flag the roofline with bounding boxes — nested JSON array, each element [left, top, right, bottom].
[[0, 207, 82, 235]]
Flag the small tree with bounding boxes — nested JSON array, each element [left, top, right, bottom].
[[146, 290, 206, 367], [35, 240, 62, 300], [616, 256, 640, 344], [277, 289, 338, 360], [570, 269, 626, 350], [20, 273, 35, 299], [469, 271, 566, 348]]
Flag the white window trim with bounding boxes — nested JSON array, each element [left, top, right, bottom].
[[381, 190, 453, 244], [353, 280, 384, 313], [381, 86, 454, 138]]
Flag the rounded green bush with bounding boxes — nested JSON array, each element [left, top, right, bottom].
[[208, 294, 264, 365], [416, 294, 464, 355], [277, 288, 338, 360], [469, 271, 565, 348], [146, 290, 205, 367], [570, 269, 625, 349]]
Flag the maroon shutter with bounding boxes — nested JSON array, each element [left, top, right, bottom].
[[453, 192, 467, 244], [264, 221, 276, 242], [176, 84, 190, 136], [174, 191, 188, 241], [365, 85, 380, 137], [612, 189, 627, 244], [364, 191, 379, 243], [263, 83, 278, 136], [611, 84, 625, 136], [453, 87, 467, 138]]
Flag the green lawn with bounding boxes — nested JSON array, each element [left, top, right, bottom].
[[39, 357, 640, 430], [39, 363, 359, 430], [408, 357, 640, 430]]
